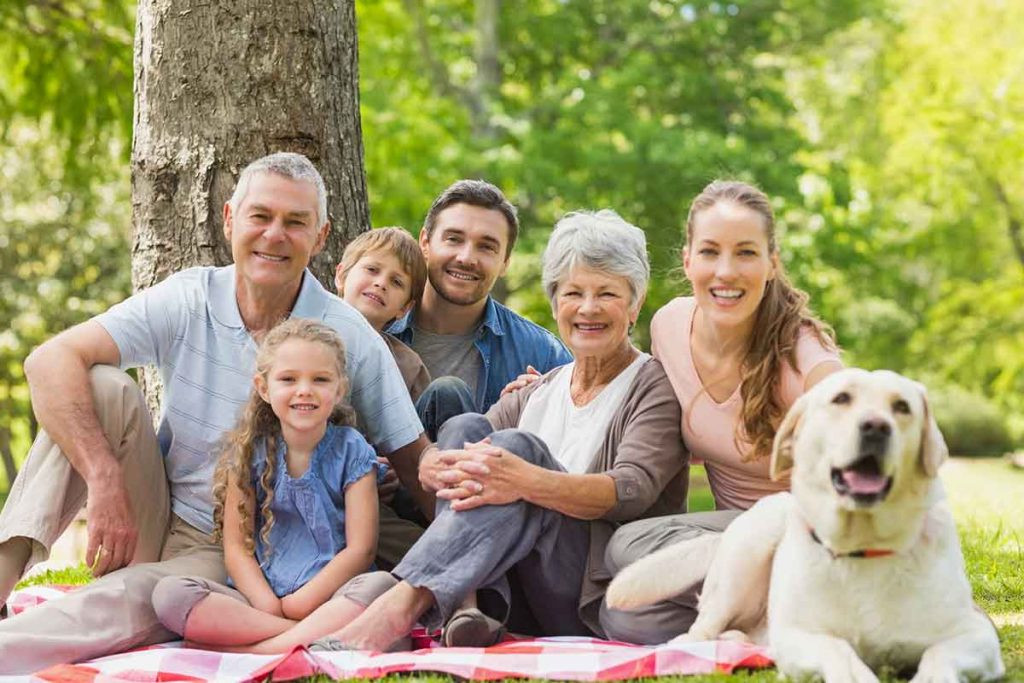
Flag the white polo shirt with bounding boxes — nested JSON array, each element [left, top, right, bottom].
[[95, 265, 421, 534]]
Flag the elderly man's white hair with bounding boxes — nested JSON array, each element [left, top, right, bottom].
[[542, 209, 650, 308], [228, 152, 329, 227]]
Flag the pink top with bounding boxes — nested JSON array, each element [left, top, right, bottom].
[[650, 297, 840, 511]]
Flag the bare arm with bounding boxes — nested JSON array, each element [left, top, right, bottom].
[[222, 471, 283, 617], [280, 472, 378, 620], [23, 320, 137, 575], [384, 433, 436, 519], [803, 360, 844, 392]]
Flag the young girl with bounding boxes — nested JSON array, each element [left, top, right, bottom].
[[151, 318, 380, 648]]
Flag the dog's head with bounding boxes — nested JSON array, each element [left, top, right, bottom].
[[769, 369, 947, 543]]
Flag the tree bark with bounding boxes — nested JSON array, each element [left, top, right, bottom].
[[131, 0, 370, 292]]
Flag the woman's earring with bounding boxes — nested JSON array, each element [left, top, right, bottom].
[[628, 321, 636, 335]]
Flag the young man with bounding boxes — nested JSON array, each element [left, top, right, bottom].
[[0, 153, 433, 674], [390, 180, 572, 438]]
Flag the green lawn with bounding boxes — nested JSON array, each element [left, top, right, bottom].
[[14, 457, 1024, 681]]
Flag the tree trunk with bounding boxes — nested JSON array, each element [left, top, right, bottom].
[[131, 0, 369, 411], [131, 0, 370, 292]]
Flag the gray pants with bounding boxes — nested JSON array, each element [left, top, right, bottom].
[[598, 509, 741, 644], [0, 366, 227, 675], [152, 571, 398, 636], [388, 413, 593, 636]]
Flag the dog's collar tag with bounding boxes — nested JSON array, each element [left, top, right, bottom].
[[809, 529, 895, 559]]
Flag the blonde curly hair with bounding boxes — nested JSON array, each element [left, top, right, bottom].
[[684, 180, 837, 462], [211, 318, 356, 554]]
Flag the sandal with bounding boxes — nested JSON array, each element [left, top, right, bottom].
[[441, 607, 505, 647]]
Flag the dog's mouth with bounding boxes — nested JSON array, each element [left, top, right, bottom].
[[831, 456, 892, 505]]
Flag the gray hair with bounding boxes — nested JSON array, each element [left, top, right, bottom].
[[542, 210, 650, 308], [228, 152, 328, 227]]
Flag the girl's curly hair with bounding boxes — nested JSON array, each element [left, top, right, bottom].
[[684, 180, 838, 462], [211, 318, 357, 554]]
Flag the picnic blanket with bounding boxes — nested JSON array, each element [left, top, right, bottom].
[[7, 585, 773, 682]]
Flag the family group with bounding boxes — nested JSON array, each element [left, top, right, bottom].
[[0, 152, 841, 674]]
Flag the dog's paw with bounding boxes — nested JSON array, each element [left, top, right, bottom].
[[819, 653, 880, 683], [909, 661, 962, 683]]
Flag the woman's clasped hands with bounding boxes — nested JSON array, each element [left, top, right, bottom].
[[433, 439, 532, 511]]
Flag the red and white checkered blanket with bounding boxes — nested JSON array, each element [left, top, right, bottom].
[[9, 585, 772, 682]]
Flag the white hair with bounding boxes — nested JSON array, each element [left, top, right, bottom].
[[542, 209, 650, 308], [228, 152, 328, 226]]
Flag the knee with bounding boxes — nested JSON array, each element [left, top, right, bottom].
[[437, 412, 492, 447], [151, 575, 211, 636], [599, 598, 693, 645], [489, 429, 555, 468], [605, 527, 645, 575], [337, 571, 399, 607], [420, 376, 474, 404], [88, 365, 146, 413]]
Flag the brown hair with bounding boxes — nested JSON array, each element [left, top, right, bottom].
[[685, 180, 837, 462], [422, 179, 519, 257], [211, 318, 356, 555], [336, 227, 427, 308]]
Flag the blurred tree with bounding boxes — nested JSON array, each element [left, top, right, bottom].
[[357, 0, 882, 335], [788, 0, 1024, 435]]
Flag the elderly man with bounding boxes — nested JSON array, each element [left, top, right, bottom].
[[0, 153, 433, 674]]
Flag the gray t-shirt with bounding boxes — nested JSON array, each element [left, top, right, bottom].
[[411, 324, 483, 397]]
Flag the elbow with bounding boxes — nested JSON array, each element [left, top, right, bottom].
[[23, 341, 54, 385]]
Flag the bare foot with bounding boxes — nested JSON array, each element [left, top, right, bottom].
[[330, 581, 434, 651]]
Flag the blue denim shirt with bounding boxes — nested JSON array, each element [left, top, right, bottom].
[[389, 297, 573, 411], [250, 425, 379, 597]]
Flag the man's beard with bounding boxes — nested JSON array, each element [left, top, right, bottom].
[[428, 264, 489, 306]]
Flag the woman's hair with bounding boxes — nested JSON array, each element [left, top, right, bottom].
[[542, 209, 650, 309], [336, 227, 427, 309], [211, 318, 356, 554], [685, 180, 836, 462]]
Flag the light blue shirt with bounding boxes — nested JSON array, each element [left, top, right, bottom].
[[389, 297, 572, 411], [251, 425, 378, 597], [95, 265, 422, 534]]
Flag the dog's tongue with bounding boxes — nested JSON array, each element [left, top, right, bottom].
[[841, 469, 888, 494]]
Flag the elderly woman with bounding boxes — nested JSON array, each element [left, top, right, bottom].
[[231, 210, 689, 653]]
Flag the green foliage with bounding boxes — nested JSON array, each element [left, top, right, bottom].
[[15, 563, 93, 591], [0, 121, 131, 487], [929, 383, 1016, 457], [0, 1, 134, 184]]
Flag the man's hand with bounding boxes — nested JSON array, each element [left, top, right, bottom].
[[499, 365, 541, 397], [376, 456, 400, 504], [85, 468, 138, 576]]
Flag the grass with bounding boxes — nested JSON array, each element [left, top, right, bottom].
[[13, 458, 1024, 681]]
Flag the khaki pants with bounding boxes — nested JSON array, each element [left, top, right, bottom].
[[0, 366, 227, 674]]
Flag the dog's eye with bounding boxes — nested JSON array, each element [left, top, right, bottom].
[[831, 391, 851, 405], [892, 399, 911, 415]]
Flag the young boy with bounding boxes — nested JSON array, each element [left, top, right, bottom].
[[335, 227, 431, 401]]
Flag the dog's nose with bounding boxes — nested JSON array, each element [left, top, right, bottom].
[[860, 418, 891, 439]]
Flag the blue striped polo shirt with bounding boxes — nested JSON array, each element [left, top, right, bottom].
[[95, 265, 422, 534]]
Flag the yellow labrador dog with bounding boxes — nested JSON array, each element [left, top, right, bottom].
[[607, 369, 1004, 682]]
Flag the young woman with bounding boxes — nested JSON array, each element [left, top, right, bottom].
[[600, 180, 843, 644]]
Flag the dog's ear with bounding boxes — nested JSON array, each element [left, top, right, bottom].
[[915, 382, 948, 477], [770, 392, 809, 481]]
